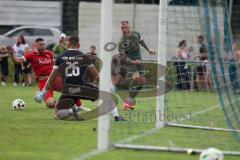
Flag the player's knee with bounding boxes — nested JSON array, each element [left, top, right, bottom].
[[45, 98, 56, 108], [55, 111, 65, 120], [55, 110, 72, 120]]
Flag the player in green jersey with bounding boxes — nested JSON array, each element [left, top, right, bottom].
[[113, 20, 157, 110]]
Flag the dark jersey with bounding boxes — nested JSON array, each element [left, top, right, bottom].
[[55, 49, 98, 101], [55, 49, 93, 86], [118, 31, 142, 60]]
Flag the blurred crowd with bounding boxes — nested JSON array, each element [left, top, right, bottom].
[[174, 35, 240, 92]]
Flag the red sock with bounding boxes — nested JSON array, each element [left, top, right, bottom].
[[75, 99, 82, 106]]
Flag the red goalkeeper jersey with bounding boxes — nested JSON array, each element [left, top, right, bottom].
[[23, 50, 54, 81]]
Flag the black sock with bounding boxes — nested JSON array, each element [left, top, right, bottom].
[[129, 81, 143, 98]]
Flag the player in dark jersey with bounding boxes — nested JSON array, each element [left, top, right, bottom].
[[114, 20, 157, 110], [35, 36, 124, 121]]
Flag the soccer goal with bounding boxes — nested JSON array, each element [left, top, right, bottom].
[[98, 0, 240, 156]]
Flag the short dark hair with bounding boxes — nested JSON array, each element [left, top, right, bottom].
[[198, 35, 204, 41], [17, 35, 26, 46], [90, 45, 96, 49], [68, 36, 79, 47], [20, 35, 26, 44], [178, 40, 186, 48], [35, 38, 44, 43]]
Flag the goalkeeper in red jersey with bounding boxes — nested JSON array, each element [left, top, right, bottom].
[[8, 38, 62, 108]]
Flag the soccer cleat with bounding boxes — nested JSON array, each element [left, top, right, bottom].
[[123, 100, 136, 110], [72, 105, 81, 114], [73, 104, 91, 112], [72, 105, 81, 120], [72, 106, 84, 121], [114, 116, 126, 121]]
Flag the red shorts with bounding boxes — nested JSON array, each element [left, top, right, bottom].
[[37, 76, 62, 102]]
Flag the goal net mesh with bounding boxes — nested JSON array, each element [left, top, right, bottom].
[[103, 0, 240, 155]]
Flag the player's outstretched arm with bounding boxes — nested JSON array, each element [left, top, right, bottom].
[[7, 46, 25, 63], [35, 68, 59, 103], [139, 40, 157, 55]]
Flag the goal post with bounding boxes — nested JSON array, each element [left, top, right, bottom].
[[156, 0, 167, 128], [97, 0, 113, 151]]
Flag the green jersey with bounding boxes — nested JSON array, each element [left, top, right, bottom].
[[118, 31, 142, 60]]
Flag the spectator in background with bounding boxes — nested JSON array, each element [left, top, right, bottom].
[[225, 41, 240, 93], [86, 45, 97, 64], [87, 45, 97, 56], [195, 35, 208, 90], [13, 35, 29, 86], [52, 33, 68, 56], [187, 46, 194, 61], [22, 47, 32, 86], [86, 45, 100, 83], [176, 40, 188, 60], [197, 35, 208, 61], [0, 45, 9, 86], [175, 40, 190, 90]]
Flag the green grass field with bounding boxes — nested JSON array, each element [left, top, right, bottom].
[[0, 85, 239, 160]]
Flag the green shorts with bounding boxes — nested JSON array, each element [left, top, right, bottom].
[[112, 63, 145, 80]]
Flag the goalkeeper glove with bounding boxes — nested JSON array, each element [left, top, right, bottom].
[[35, 89, 47, 103]]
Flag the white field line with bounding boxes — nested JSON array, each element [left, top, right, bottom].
[[72, 149, 105, 160]]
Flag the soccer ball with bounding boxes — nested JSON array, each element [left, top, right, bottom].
[[12, 99, 25, 110], [200, 148, 224, 160]]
